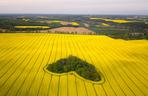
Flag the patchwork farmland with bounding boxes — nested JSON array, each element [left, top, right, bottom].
[[0, 33, 148, 96]]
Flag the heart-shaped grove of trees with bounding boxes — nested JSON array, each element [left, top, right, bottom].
[[45, 56, 102, 82]]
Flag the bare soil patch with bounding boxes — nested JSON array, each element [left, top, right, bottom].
[[49, 27, 96, 34]]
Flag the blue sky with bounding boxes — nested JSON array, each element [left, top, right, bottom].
[[0, 0, 148, 15]]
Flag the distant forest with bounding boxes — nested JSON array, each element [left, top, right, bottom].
[[0, 15, 148, 40]]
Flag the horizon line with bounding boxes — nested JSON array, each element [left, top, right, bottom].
[[0, 13, 148, 16]]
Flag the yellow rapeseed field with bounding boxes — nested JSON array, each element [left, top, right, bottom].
[[90, 18, 130, 23], [15, 26, 50, 29], [108, 20, 129, 23], [51, 20, 61, 23], [71, 22, 79, 26], [101, 23, 110, 26], [0, 33, 148, 96]]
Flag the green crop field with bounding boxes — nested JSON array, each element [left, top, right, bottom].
[[0, 33, 148, 96]]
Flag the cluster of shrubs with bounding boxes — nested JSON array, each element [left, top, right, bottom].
[[47, 55, 101, 81]]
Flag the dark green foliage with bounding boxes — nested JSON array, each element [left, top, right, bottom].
[[145, 34, 148, 40], [0, 18, 48, 31], [47, 55, 101, 81], [49, 22, 62, 28]]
